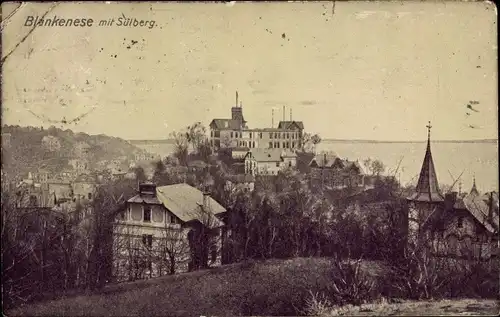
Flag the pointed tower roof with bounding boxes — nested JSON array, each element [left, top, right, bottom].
[[469, 174, 479, 196], [408, 121, 444, 202]]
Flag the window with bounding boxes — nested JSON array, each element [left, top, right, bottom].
[[270, 133, 273, 139], [152, 208, 164, 222], [131, 206, 142, 221], [88, 192, 92, 199], [289, 162, 292, 167], [276, 162, 280, 167], [269, 142, 273, 148], [457, 217, 464, 228], [142, 234, 153, 248], [171, 214, 177, 224], [259, 132, 262, 139], [250, 132, 252, 138], [143, 206, 152, 222], [231, 132, 233, 138], [210, 246, 217, 263]]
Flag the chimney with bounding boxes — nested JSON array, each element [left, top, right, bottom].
[[444, 191, 458, 211], [139, 182, 156, 196], [290, 108, 292, 121], [202, 191, 210, 212], [236, 91, 239, 107], [272, 108, 274, 128], [282, 105, 285, 122]]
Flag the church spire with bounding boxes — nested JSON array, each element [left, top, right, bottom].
[[470, 174, 479, 196], [408, 121, 444, 202]]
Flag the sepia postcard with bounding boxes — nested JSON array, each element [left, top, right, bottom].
[[1, 1, 499, 316]]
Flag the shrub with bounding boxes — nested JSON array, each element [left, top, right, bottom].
[[299, 290, 332, 316], [327, 257, 376, 306]]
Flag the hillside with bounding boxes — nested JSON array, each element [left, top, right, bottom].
[[1, 125, 144, 178], [6, 258, 498, 316], [7, 258, 385, 316]]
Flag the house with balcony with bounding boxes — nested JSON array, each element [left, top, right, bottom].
[[113, 182, 227, 281]]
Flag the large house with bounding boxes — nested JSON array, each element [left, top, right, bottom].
[[209, 92, 304, 151], [244, 149, 297, 176], [113, 182, 227, 281], [308, 152, 368, 189], [407, 122, 499, 260]]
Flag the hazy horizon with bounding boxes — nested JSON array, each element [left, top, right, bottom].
[[2, 2, 498, 141]]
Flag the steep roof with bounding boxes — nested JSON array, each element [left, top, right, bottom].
[[127, 194, 163, 205], [210, 119, 242, 130], [462, 192, 499, 233], [407, 122, 444, 203], [309, 152, 339, 167], [277, 121, 304, 130], [469, 176, 480, 196], [156, 184, 226, 228]]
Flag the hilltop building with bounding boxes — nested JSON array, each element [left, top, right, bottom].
[[406, 122, 499, 260], [209, 92, 304, 151], [244, 149, 297, 176]]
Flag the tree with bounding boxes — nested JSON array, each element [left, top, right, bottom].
[[170, 131, 189, 166], [221, 134, 233, 148], [133, 166, 147, 183], [186, 122, 207, 153], [311, 134, 322, 153], [371, 159, 385, 176], [197, 138, 212, 163], [300, 133, 321, 153], [158, 224, 190, 275], [364, 158, 385, 176]]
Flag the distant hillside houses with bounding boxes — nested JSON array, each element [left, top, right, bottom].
[[73, 141, 91, 157], [41, 135, 61, 152], [209, 92, 304, 151], [135, 151, 161, 162]]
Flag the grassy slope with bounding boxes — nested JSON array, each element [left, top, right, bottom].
[[6, 258, 498, 316], [327, 298, 499, 316], [7, 258, 385, 317]]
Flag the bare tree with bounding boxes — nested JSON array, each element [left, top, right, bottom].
[[170, 131, 189, 166], [157, 224, 190, 275], [186, 122, 207, 153]]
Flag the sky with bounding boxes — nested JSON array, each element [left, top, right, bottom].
[[1, 1, 498, 141]]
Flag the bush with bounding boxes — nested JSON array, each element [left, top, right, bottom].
[[300, 290, 332, 316], [327, 257, 376, 306]]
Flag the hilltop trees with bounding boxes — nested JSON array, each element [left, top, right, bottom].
[[301, 132, 322, 153]]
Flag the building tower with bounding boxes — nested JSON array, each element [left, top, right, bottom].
[[469, 174, 479, 196], [407, 121, 444, 244], [231, 91, 246, 129]]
